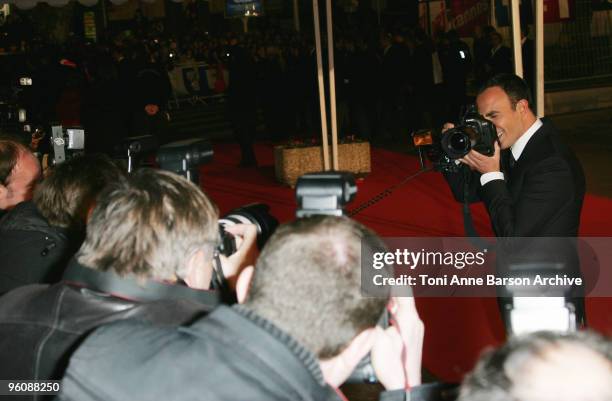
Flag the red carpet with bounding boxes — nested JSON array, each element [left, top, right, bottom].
[[200, 142, 612, 382]]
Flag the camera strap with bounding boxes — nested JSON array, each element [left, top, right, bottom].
[[347, 167, 433, 217], [211, 251, 238, 304], [462, 168, 492, 250]]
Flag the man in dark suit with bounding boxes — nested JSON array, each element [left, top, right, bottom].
[[486, 32, 513, 78], [521, 26, 535, 104], [443, 73, 586, 323]]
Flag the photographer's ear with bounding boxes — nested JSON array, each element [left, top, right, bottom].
[[517, 99, 529, 114], [236, 265, 254, 303], [185, 249, 214, 290]]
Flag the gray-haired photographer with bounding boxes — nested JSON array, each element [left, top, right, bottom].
[[58, 214, 433, 401], [0, 168, 258, 396]]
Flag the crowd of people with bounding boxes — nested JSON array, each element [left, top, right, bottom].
[[0, 72, 611, 399], [2, 14, 533, 164], [0, 12, 610, 401]]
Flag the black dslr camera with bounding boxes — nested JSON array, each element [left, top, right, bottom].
[[217, 204, 278, 257], [156, 138, 213, 184], [295, 171, 357, 218], [413, 106, 497, 172]]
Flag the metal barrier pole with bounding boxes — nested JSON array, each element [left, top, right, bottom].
[[312, 0, 331, 170]]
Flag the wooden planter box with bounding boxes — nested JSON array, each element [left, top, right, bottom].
[[274, 142, 371, 186]]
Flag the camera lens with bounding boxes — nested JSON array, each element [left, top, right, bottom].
[[218, 204, 278, 251], [449, 132, 470, 153]]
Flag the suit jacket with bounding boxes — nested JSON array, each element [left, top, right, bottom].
[[445, 121, 586, 316], [444, 119, 585, 238], [487, 45, 513, 76]]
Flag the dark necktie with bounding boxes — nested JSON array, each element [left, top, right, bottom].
[[502, 151, 516, 180], [508, 153, 517, 170]]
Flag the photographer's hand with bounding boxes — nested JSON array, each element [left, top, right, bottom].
[[371, 297, 425, 390], [459, 140, 501, 174], [442, 122, 455, 133], [218, 223, 258, 291]]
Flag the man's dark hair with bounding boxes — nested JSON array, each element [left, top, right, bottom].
[[33, 154, 125, 230], [245, 216, 388, 359], [0, 139, 25, 186], [459, 330, 612, 401], [478, 73, 533, 111]]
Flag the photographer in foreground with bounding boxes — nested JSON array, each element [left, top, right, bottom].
[[58, 216, 430, 401], [0, 169, 257, 389]]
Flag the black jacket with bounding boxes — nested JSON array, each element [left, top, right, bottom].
[[58, 304, 449, 401], [0, 201, 81, 295], [444, 120, 585, 237], [443, 120, 586, 316], [0, 258, 219, 399]]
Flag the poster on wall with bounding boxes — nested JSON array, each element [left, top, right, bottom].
[[446, 0, 489, 36], [225, 0, 263, 18], [419, 0, 490, 37]]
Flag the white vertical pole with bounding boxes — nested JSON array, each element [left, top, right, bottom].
[[293, 0, 300, 32], [535, 0, 544, 117], [510, 0, 523, 77], [326, 0, 339, 170], [312, 0, 331, 170]]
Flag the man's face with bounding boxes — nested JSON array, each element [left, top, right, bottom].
[[0, 151, 41, 209], [477, 86, 524, 150]]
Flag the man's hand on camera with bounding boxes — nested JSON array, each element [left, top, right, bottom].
[[442, 122, 455, 133], [459, 140, 501, 174], [218, 223, 258, 290], [371, 297, 425, 390]]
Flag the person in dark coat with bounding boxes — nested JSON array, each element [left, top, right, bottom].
[[521, 26, 535, 104], [378, 32, 412, 140], [439, 30, 472, 121], [130, 48, 172, 144], [0, 154, 123, 295], [442, 74, 586, 324], [57, 216, 438, 401], [486, 32, 513, 77], [0, 169, 258, 389], [0, 139, 41, 214], [227, 36, 258, 166]]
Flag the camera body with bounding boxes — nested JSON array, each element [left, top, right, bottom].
[[295, 172, 357, 218], [413, 106, 497, 172], [217, 204, 278, 258], [0, 75, 36, 137], [156, 138, 213, 185], [50, 125, 85, 165]]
